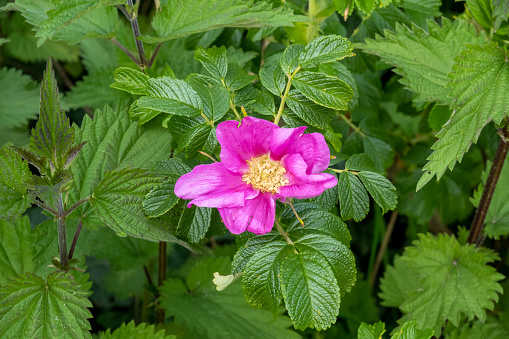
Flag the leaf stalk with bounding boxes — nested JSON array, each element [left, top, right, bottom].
[[274, 66, 301, 126]]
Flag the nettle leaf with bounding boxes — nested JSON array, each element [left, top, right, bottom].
[[292, 71, 353, 111], [0, 271, 92, 338], [280, 44, 305, 74], [260, 63, 287, 96], [397, 0, 442, 16], [286, 90, 336, 129], [143, 0, 300, 43], [298, 35, 354, 69], [0, 216, 36, 284], [195, 46, 228, 80], [361, 18, 486, 104], [492, 0, 509, 30], [358, 171, 397, 214], [380, 233, 504, 336], [0, 67, 39, 129], [137, 77, 203, 118], [338, 171, 369, 222], [177, 205, 212, 243], [357, 321, 386, 339], [281, 242, 340, 331], [419, 42, 509, 189], [160, 257, 300, 339], [100, 321, 174, 339], [0, 146, 34, 220], [110, 67, 150, 95]]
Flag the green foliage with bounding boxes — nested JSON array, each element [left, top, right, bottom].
[[492, 0, 509, 30], [298, 35, 354, 69], [357, 321, 386, 339], [292, 71, 353, 110], [110, 67, 150, 95], [100, 321, 174, 339], [0, 271, 93, 338], [418, 42, 509, 189], [159, 257, 300, 339], [357, 320, 434, 339], [143, 0, 301, 43], [444, 317, 509, 339], [379, 233, 504, 335], [195, 46, 228, 80], [177, 205, 212, 243]]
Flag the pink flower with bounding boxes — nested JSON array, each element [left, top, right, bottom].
[[174, 117, 337, 235]]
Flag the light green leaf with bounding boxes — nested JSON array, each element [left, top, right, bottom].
[[492, 0, 509, 30], [143, 0, 300, 43], [195, 46, 228, 79], [0, 216, 35, 284], [292, 71, 353, 110], [137, 77, 203, 117], [224, 62, 256, 91], [378, 255, 420, 308], [0, 271, 92, 338], [281, 244, 340, 331], [357, 321, 385, 339], [286, 90, 336, 129], [358, 171, 397, 214], [397, 0, 441, 16], [299, 35, 354, 69], [110, 67, 150, 95], [419, 42, 509, 189], [128, 101, 161, 125], [101, 321, 174, 339], [0, 146, 34, 220], [391, 321, 434, 339], [338, 171, 369, 222], [280, 44, 305, 74], [242, 241, 291, 315], [177, 205, 212, 243], [361, 18, 486, 104], [0, 68, 39, 129], [259, 63, 287, 96]]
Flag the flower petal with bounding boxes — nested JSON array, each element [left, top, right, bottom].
[[218, 193, 276, 235], [270, 127, 330, 174], [217, 117, 279, 172], [279, 153, 337, 199], [175, 162, 259, 208]]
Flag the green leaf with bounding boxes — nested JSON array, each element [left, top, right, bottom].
[[143, 0, 300, 43], [0, 68, 39, 129], [232, 231, 282, 275], [292, 71, 353, 111], [242, 241, 291, 316], [357, 321, 385, 339], [338, 171, 369, 222], [362, 136, 394, 171], [361, 18, 486, 104], [391, 321, 434, 339], [101, 321, 174, 339], [137, 77, 203, 117], [419, 42, 509, 189], [444, 317, 508, 339], [0, 146, 34, 220], [280, 44, 305, 74], [187, 74, 230, 121], [195, 46, 228, 79], [286, 90, 336, 129], [110, 67, 150, 95], [428, 104, 452, 132], [298, 35, 354, 69], [492, 0, 509, 31], [378, 255, 421, 308], [346, 153, 378, 172], [259, 63, 287, 96], [159, 257, 300, 339], [381, 233, 504, 336], [281, 243, 340, 331], [0, 271, 92, 338], [224, 62, 256, 91], [143, 181, 179, 218], [128, 101, 161, 125], [177, 205, 212, 243], [0, 216, 36, 284], [358, 171, 397, 214]]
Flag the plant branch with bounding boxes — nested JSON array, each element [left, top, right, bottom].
[[56, 193, 69, 269], [468, 122, 509, 246], [274, 66, 300, 126], [369, 211, 398, 287], [127, 0, 146, 68], [68, 218, 83, 260], [275, 220, 294, 246], [111, 38, 140, 66], [339, 114, 365, 137], [62, 196, 91, 218], [33, 198, 58, 216], [147, 42, 164, 68], [143, 265, 154, 286]]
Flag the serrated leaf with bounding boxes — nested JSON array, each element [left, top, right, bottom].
[[128, 101, 161, 125], [110, 67, 150, 95], [492, 0, 509, 31], [281, 244, 340, 331], [232, 231, 282, 274], [419, 42, 509, 188], [292, 71, 353, 110], [345, 153, 378, 172], [143, 181, 179, 218], [0, 68, 39, 129], [195, 46, 228, 79], [177, 205, 212, 243], [0, 146, 34, 220], [0, 216, 36, 284], [391, 321, 434, 339], [299, 35, 354, 69], [224, 62, 256, 91], [357, 321, 385, 339], [0, 271, 92, 338], [242, 241, 291, 315], [143, 0, 300, 43], [361, 18, 486, 104], [187, 74, 230, 121], [362, 135, 395, 171], [101, 321, 174, 339], [159, 257, 300, 339], [428, 104, 452, 132], [358, 171, 397, 214], [137, 77, 203, 117], [338, 171, 369, 222], [280, 44, 305, 74], [286, 90, 336, 129], [259, 63, 287, 96]]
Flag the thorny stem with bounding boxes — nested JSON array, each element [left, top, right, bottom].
[[369, 211, 398, 287], [127, 0, 146, 68], [275, 220, 294, 245], [274, 67, 301, 126], [56, 193, 69, 268], [339, 114, 365, 137], [467, 122, 509, 246], [156, 242, 167, 324], [68, 218, 83, 260]]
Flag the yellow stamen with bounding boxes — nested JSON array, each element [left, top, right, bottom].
[[242, 154, 289, 194]]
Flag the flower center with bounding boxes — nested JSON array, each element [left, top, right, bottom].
[[242, 154, 289, 194]]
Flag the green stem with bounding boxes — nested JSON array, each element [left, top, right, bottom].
[[62, 196, 91, 217], [56, 193, 69, 269], [339, 114, 365, 137], [330, 168, 359, 175], [275, 221, 294, 245], [126, 0, 146, 69], [274, 67, 301, 126], [200, 112, 213, 126]]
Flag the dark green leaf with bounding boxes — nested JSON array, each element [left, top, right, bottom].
[[345, 153, 378, 172], [143, 181, 179, 218], [286, 90, 336, 129], [259, 63, 287, 96], [292, 71, 353, 110], [195, 46, 228, 79], [101, 321, 174, 339], [224, 62, 256, 91], [298, 35, 354, 69], [232, 231, 282, 274], [338, 171, 369, 222], [177, 205, 212, 243], [358, 171, 397, 214], [280, 44, 305, 74]]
